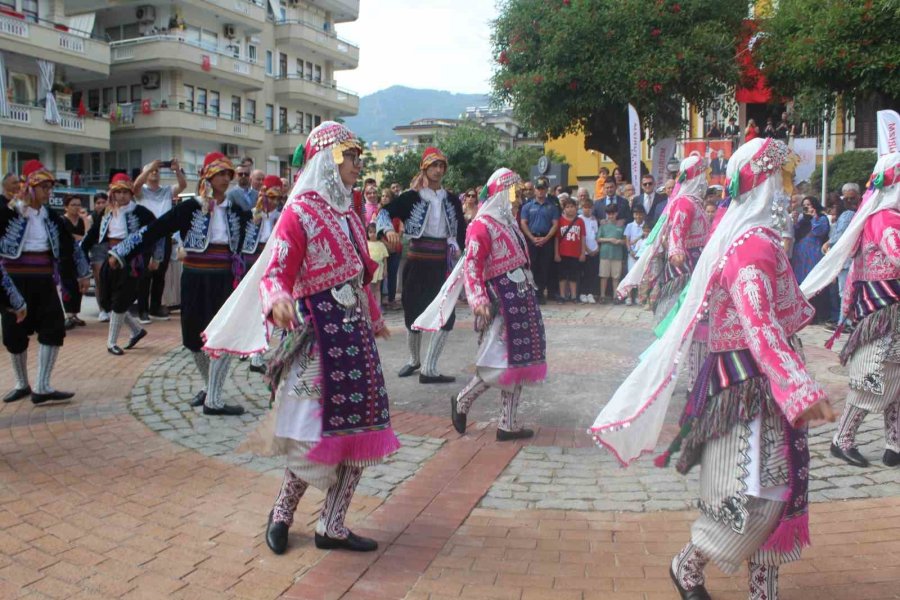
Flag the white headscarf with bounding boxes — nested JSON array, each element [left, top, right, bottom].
[[590, 138, 797, 464], [413, 168, 521, 332], [800, 152, 900, 300], [202, 121, 361, 357]]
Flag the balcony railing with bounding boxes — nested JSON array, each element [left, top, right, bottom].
[[1, 101, 109, 147], [271, 18, 357, 48], [110, 34, 257, 65], [0, 12, 110, 73]]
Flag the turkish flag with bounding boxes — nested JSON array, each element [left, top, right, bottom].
[[141, 98, 152, 115], [77, 97, 87, 118], [201, 55, 211, 71]]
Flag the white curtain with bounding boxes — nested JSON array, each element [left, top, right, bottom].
[[38, 59, 60, 124], [64, 14, 96, 38], [0, 53, 8, 118]]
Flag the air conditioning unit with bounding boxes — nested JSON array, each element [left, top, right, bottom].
[[222, 144, 239, 157], [140, 71, 160, 89], [223, 24, 236, 38], [135, 5, 155, 22]]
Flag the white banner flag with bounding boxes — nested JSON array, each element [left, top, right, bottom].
[[877, 110, 900, 156], [790, 137, 817, 184], [651, 137, 676, 185], [628, 104, 641, 191]]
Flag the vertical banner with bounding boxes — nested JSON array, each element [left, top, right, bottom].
[[651, 137, 676, 184], [877, 110, 900, 156], [628, 104, 641, 190], [790, 137, 818, 183]]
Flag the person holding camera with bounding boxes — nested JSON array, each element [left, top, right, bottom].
[[132, 158, 187, 323]]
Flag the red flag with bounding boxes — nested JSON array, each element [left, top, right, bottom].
[[141, 98, 152, 115], [201, 55, 211, 71], [77, 97, 86, 117]]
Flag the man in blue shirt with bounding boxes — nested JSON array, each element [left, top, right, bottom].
[[520, 179, 560, 303]]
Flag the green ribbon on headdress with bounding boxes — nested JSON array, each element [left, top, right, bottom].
[[291, 144, 304, 168], [479, 186, 489, 202], [727, 175, 740, 201], [872, 172, 884, 190]]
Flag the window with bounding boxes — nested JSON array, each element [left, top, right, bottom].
[[183, 85, 194, 111], [129, 150, 142, 173], [246, 99, 256, 122], [200, 29, 218, 52], [247, 45, 257, 63], [314, 115, 321, 127], [102, 87, 113, 111], [314, 65, 321, 83], [116, 86, 128, 103], [305, 113, 312, 133], [196, 88, 207, 114], [278, 107, 287, 133], [209, 91, 220, 117], [21, 0, 37, 23], [295, 111, 304, 132], [231, 96, 241, 122], [265, 51, 273, 75], [184, 25, 201, 45], [265, 104, 274, 132], [130, 84, 141, 102], [9, 73, 36, 105], [279, 53, 287, 78], [305, 61, 313, 80], [88, 89, 100, 113], [296, 58, 303, 76]]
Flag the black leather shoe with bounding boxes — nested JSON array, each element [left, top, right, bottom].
[[419, 373, 456, 384], [397, 363, 420, 377], [669, 565, 712, 600], [124, 329, 147, 349], [31, 390, 75, 405], [314, 531, 377, 552], [265, 510, 289, 555], [830, 443, 870, 467], [107, 345, 124, 356], [451, 395, 466, 434], [203, 403, 245, 416], [496, 428, 534, 442], [884, 449, 900, 467], [3, 387, 31, 403], [189, 391, 207, 407], [249, 363, 266, 374]]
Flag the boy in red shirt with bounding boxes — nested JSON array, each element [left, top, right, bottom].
[[554, 196, 586, 303]]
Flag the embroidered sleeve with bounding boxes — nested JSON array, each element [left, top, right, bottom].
[[463, 221, 491, 310], [723, 239, 825, 425], [0, 265, 24, 312], [260, 205, 306, 321], [110, 202, 181, 265], [667, 197, 691, 259], [79, 217, 101, 256], [875, 211, 900, 266], [376, 190, 415, 237], [73, 243, 91, 279], [375, 208, 393, 237]]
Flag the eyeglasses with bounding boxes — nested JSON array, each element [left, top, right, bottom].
[[342, 152, 363, 166], [236, 172, 250, 177], [641, 182, 654, 186]]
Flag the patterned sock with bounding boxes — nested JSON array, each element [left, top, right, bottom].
[[124, 312, 143, 335], [192, 351, 210, 383], [499, 385, 522, 432], [10, 352, 29, 390], [885, 401, 900, 453], [316, 465, 363, 539], [671, 542, 708, 591], [406, 330, 421, 367], [271, 469, 308, 527], [204, 355, 232, 409], [748, 563, 779, 600], [35, 344, 60, 394], [833, 404, 868, 450], [422, 330, 449, 376], [456, 376, 489, 414], [250, 353, 264, 368], [107, 312, 124, 348]]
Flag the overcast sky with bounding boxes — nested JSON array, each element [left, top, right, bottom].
[[335, 1, 499, 97]]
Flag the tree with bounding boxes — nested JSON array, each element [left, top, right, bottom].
[[438, 123, 503, 192], [756, 0, 900, 123], [491, 0, 747, 182], [809, 150, 877, 194], [379, 151, 421, 190]]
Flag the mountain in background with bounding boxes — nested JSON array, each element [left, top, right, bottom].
[[343, 85, 491, 146]]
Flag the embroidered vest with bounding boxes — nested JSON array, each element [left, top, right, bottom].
[[182, 200, 242, 254], [0, 212, 60, 260], [403, 192, 458, 241], [472, 217, 529, 281]]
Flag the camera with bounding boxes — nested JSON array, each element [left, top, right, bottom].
[[159, 160, 172, 169]]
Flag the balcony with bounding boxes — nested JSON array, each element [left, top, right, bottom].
[[0, 13, 109, 76], [63, 0, 266, 27], [272, 129, 308, 156], [109, 103, 264, 147], [306, 0, 359, 22], [273, 76, 359, 116], [1, 103, 110, 150], [273, 20, 358, 70], [109, 35, 264, 91]]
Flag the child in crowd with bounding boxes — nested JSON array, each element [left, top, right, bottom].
[[704, 200, 718, 223], [597, 203, 625, 303], [366, 222, 389, 306], [634, 223, 652, 305], [578, 197, 599, 304], [623, 206, 646, 306], [554, 197, 586, 303], [363, 184, 380, 224]]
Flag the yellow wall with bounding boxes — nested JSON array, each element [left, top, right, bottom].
[[545, 132, 651, 187]]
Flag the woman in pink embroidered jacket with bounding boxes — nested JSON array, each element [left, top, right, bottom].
[[591, 139, 835, 600], [800, 152, 900, 469]]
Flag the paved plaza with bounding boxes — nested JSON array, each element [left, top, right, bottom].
[[0, 301, 898, 599]]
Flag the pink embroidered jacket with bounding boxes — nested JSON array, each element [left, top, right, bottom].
[[463, 216, 529, 310], [667, 195, 710, 259], [705, 227, 823, 425], [841, 209, 900, 314], [259, 192, 384, 332]]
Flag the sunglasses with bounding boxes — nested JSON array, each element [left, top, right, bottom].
[[465, 193, 477, 198], [641, 182, 654, 186]]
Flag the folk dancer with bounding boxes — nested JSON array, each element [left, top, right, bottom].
[[202, 122, 400, 554], [414, 168, 546, 441], [376, 147, 466, 383], [80, 173, 158, 355], [800, 151, 900, 468], [1, 161, 90, 404], [109, 152, 250, 416], [591, 139, 836, 600]]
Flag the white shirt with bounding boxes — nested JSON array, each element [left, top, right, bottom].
[[642, 193, 654, 214], [624, 221, 644, 246], [580, 215, 599, 252], [258, 209, 281, 244], [138, 184, 174, 218], [107, 201, 136, 239], [209, 199, 231, 244], [420, 187, 450, 238], [21, 206, 50, 252]]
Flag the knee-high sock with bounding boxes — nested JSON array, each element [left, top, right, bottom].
[[456, 376, 489, 414], [35, 344, 60, 394], [421, 329, 449, 376], [316, 465, 363, 538], [10, 352, 29, 390], [271, 468, 308, 527], [748, 563, 779, 600], [124, 312, 143, 335], [833, 404, 868, 450], [192, 351, 210, 390], [885, 401, 900, 453], [499, 384, 522, 432], [250, 353, 264, 368], [107, 312, 125, 348], [672, 542, 709, 591], [406, 330, 421, 367], [204, 355, 232, 409]]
